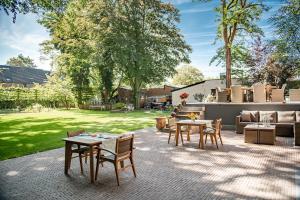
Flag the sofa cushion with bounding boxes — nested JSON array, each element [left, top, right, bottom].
[[277, 111, 295, 123], [259, 111, 276, 123], [241, 111, 258, 122], [296, 111, 300, 122], [240, 111, 251, 122]]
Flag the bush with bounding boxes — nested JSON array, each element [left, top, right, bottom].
[[25, 103, 44, 112], [112, 102, 126, 110]]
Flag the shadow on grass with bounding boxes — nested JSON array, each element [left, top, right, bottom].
[[0, 112, 159, 160]]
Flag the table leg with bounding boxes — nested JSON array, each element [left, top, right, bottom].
[[187, 125, 191, 141], [175, 124, 180, 146], [199, 125, 204, 149], [89, 146, 95, 183], [64, 141, 72, 175]]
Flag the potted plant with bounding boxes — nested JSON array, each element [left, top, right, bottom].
[[179, 92, 189, 105]]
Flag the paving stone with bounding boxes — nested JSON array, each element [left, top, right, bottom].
[[0, 127, 299, 200]]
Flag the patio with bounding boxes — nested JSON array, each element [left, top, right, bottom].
[[0, 128, 299, 200]]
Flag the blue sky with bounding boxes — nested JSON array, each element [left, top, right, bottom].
[[0, 0, 283, 78]]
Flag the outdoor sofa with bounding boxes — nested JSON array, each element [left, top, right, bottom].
[[236, 110, 300, 146]]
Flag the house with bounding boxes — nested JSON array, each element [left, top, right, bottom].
[[116, 85, 177, 107], [171, 79, 240, 105], [0, 65, 50, 87]]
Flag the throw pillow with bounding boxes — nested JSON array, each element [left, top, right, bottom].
[[296, 111, 300, 122], [240, 111, 251, 122], [259, 111, 276, 123], [277, 111, 295, 123]]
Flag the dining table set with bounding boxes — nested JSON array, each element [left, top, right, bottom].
[[63, 133, 120, 183], [175, 119, 213, 149]]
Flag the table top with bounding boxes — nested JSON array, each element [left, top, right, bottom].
[[244, 124, 276, 130], [63, 133, 119, 146], [176, 119, 213, 125]]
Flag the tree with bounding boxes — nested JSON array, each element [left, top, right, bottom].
[[0, 0, 68, 22], [210, 43, 251, 85], [270, 0, 300, 61], [199, 0, 267, 88], [269, 0, 300, 77], [6, 54, 37, 67], [109, 0, 191, 108], [39, 1, 94, 106], [172, 65, 204, 86]]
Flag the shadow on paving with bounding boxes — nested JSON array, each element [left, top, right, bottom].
[[0, 128, 298, 200]]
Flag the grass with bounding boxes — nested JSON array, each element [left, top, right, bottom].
[[0, 109, 169, 160]]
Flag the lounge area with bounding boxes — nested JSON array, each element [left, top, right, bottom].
[[0, 128, 298, 200]]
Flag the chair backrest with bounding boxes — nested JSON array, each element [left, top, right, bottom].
[[230, 85, 243, 103], [252, 83, 266, 103], [168, 117, 176, 127], [281, 83, 287, 91], [115, 134, 134, 156], [215, 118, 222, 135], [289, 89, 300, 101], [67, 129, 85, 137]]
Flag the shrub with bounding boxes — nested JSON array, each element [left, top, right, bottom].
[[112, 102, 126, 110]]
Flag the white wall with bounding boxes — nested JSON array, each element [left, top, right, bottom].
[[172, 79, 240, 105]]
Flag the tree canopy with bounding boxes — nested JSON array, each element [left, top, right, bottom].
[[40, 0, 191, 108], [172, 65, 204, 86], [6, 54, 37, 68], [200, 0, 267, 87], [0, 0, 68, 22]]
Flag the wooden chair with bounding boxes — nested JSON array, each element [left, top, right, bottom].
[[204, 118, 223, 149], [95, 134, 136, 186], [67, 130, 90, 174], [168, 117, 188, 144], [253, 83, 266, 103]]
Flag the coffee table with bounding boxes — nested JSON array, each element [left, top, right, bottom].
[[244, 124, 276, 145]]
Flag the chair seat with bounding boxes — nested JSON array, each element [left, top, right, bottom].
[[203, 127, 215, 134], [169, 125, 188, 132], [100, 152, 131, 162], [71, 146, 89, 153]]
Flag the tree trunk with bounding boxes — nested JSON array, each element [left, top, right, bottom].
[[225, 45, 232, 88], [132, 83, 140, 109]]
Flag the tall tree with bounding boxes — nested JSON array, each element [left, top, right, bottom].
[[269, 0, 300, 75], [6, 54, 37, 67], [111, 0, 191, 107], [39, 0, 93, 106], [172, 65, 204, 86], [200, 0, 267, 87], [1, 0, 68, 22]]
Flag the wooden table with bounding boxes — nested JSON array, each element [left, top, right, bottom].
[[63, 134, 118, 183], [244, 124, 276, 145], [175, 120, 213, 149]]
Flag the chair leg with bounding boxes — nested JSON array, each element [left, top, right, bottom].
[[210, 134, 214, 144], [114, 162, 120, 186], [85, 152, 88, 164], [130, 157, 137, 177], [214, 135, 219, 149], [219, 134, 223, 145], [168, 131, 171, 144], [79, 153, 84, 174], [68, 153, 72, 170], [180, 131, 184, 144], [205, 134, 208, 144], [95, 151, 100, 181]]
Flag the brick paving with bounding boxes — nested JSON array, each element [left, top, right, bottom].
[[0, 128, 299, 200]]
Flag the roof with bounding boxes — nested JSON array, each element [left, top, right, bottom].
[[171, 80, 207, 92], [0, 65, 50, 85]]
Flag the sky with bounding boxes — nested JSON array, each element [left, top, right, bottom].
[[0, 0, 283, 78]]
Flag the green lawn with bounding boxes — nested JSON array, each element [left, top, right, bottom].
[[0, 109, 168, 160]]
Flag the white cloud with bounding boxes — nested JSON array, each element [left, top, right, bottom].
[[0, 14, 51, 70], [180, 7, 212, 14]]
